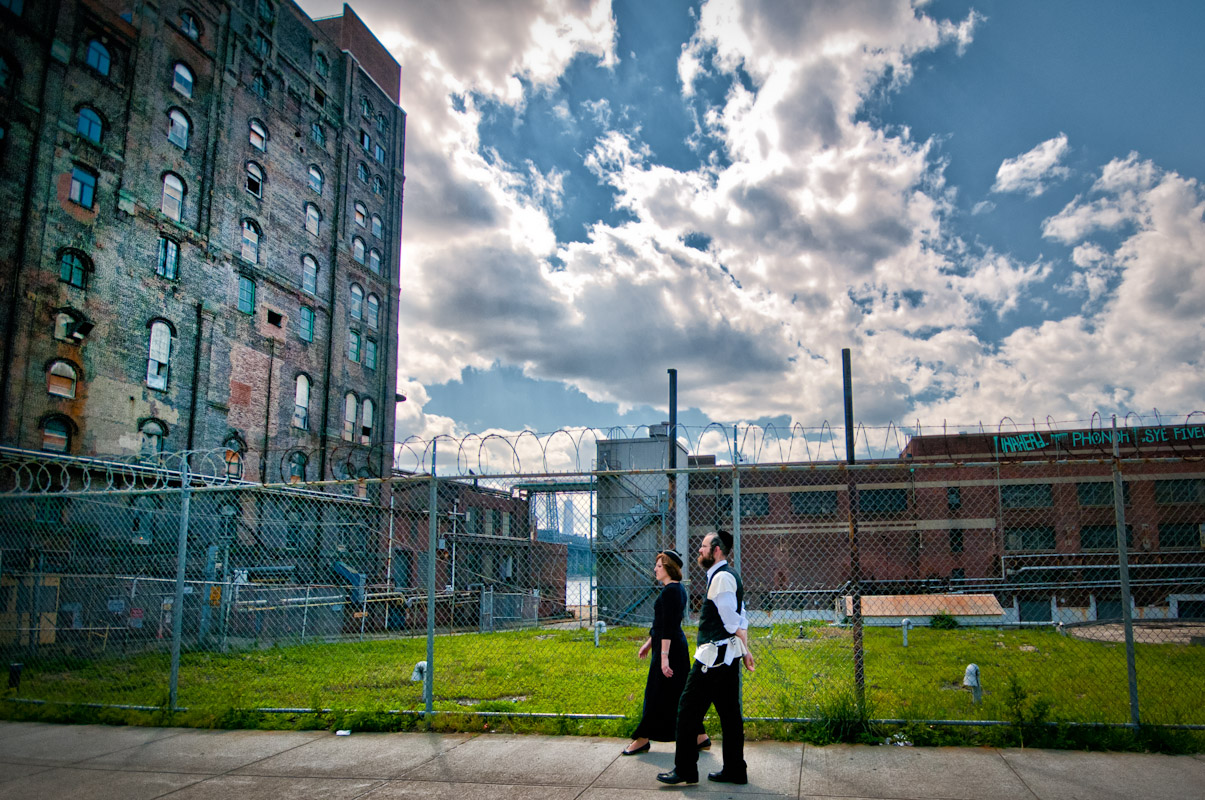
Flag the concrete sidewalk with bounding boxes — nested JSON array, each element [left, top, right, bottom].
[[0, 721, 1202, 799]]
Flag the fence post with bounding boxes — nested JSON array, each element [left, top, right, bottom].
[[1111, 416, 1140, 727], [843, 348, 865, 707], [168, 460, 192, 711], [424, 446, 438, 717], [731, 464, 741, 572]]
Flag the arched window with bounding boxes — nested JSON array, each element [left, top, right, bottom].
[[368, 248, 381, 275], [288, 451, 307, 483], [172, 63, 194, 98], [308, 165, 323, 194], [161, 173, 185, 221], [41, 417, 70, 452], [85, 40, 111, 76], [140, 419, 166, 457], [310, 122, 325, 146], [301, 255, 318, 294], [146, 321, 173, 390], [372, 175, 383, 195], [77, 107, 102, 143], [47, 361, 77, 398], [371, 214, 383, 238], [58, 250, 89, 288], [360, 96, 372, 117], [245, 162, 263, 197], [293, 374, 310, 429], [357, 162, 369, 182], [360, 398, 374, 444], [376, 113, 388, 133], [354, 202, 366, 227], [342, 393, 357, 440], [304, 202, 321, 236], [251, 72, 267, 98], [179, 11, 201, 41], [315, 52, 329, 78], [241, 219, 260, 262], [349, 283, 363, 319], [352, 236, 365, 263], [347, 329, 361, 363], [366, 293, 379, 330], [249, 119, 267, 150], [223, 437, 243, 479], [167, 108, 189, 148]]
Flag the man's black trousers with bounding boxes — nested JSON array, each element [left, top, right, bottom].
[[673, 657, 745, 780]]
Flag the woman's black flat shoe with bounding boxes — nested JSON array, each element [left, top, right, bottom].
[[621, 742, 651, 755], [697, 737, 712, 751]]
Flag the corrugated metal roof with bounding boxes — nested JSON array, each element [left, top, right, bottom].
[[842, 594, 1004, 617]]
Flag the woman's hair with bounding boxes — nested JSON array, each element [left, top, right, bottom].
[[657, 552, 683, 581]]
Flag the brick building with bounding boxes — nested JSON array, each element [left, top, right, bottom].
[[0, 0, 405, 484], [683, 424, 1205, 623]]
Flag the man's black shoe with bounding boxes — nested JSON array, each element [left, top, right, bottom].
[[707, 770, 748, 784], [656, 770, 698, 785]]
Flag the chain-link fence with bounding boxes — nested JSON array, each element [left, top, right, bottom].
[[1, 440, 1203, 728]]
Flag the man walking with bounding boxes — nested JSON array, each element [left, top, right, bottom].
[[657, 529, 755, 785]]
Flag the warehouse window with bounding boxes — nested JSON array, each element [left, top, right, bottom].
[[245, 162, 263, 197], [249, 119, 267, 150], [304, 202, 321, 236], [240, 220, 260, 262], [352, 236, 365, 263], [47, 361, 77, 398], [69, 166, 97, 208], [342, 393, 357, 440], [366, 293, 379, 329], [299, 306, 314, 342], [172, 63, 194, 98], [301, 255, 318, 294], [1000, 483, 1053, 508], [308, 165, 323, 194], [85, 40, 111, 76], [156, 237, 179, 279], [161, 173, 185, 221], [167, 108, 190, 148], [237, 275, 255, 314], [146, 321, 172, 390], [371, 214, 383, 238], [76, 107, 102, 143], [293, 374, 310, 429], [360, 398, 374, 444], [41, 417, 71, 452], [58, 249, 90, 288]]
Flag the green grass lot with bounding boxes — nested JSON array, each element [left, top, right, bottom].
[[4, 622, 1204, 751]]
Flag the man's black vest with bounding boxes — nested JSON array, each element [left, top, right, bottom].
[[697, 563, 744, 645]]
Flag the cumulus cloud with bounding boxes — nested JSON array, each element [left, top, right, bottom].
[[299, 0, 1199, 446], [991, 134, 1072, 196]]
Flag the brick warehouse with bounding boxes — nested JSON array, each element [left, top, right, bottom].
[[0, 0, 405, 484], [682, 424, 1205, 625]]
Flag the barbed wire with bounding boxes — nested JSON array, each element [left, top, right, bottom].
[[3, 410, 1202, 494]]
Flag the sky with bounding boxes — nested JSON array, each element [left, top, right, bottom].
[[299, 0, 1205, 460]]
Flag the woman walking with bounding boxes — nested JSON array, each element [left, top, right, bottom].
[[621, 550, 710, 755]]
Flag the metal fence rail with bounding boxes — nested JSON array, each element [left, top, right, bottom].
[[1, 446, 1203, 728]]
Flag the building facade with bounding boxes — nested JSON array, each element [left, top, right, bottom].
[[0, 0, 405, 484], [682, 424, 1205, 624]]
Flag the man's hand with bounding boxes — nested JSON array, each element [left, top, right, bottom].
[[638, 639, 652, 659], [742, 651, 756, 672]]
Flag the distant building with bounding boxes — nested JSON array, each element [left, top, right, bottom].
[[684, 425, 1205, 625], [0, 0, 405, 484]]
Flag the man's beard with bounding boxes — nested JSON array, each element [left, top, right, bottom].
[[698, 551, 715, 570]]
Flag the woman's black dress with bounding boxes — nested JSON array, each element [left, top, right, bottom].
[[631, 581, 702, 741]]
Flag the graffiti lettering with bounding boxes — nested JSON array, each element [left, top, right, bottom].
[[994, 425, 1205, 454]]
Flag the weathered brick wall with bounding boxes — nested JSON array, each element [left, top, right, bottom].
[[2, 0, 404, 481]]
